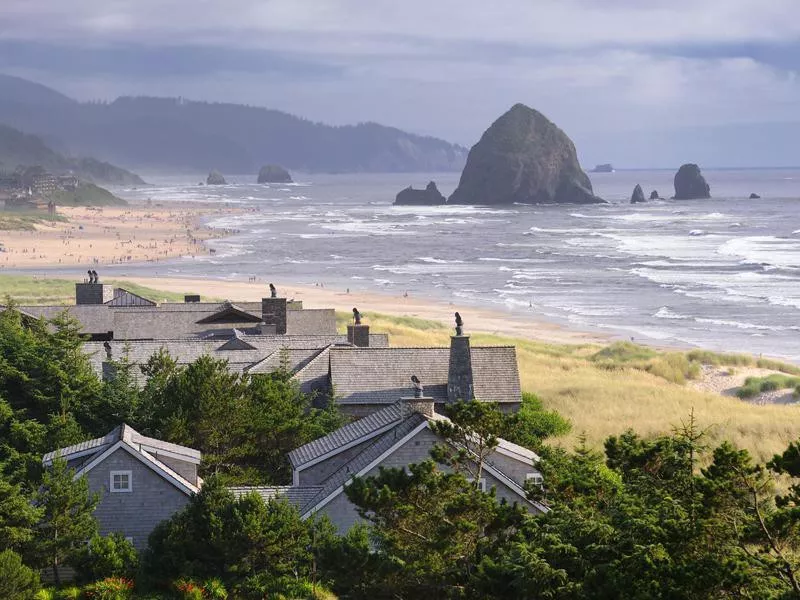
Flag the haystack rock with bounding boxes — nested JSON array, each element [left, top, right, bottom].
[[394, 181, 446, 206], [631, 184, 646, 204], [673, 164, 710, 199], [448, 104, 605, 205], [749, 192, 761, 199], [649, 190, 660, 200], [257, 164, 293, 184], [206, 170, 226, 185]]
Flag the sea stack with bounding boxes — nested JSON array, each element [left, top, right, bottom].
[[673, 164, 710, 199], [448, 103, 605, 205], [649, 190, 660, 200], [631, 184, 646, 204], [206, 170, 227, 185], [394, 181, 446, 206], [749, 192, 761, 199], [257, 164, 293, 184]]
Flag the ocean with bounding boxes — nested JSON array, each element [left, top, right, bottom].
[[111, 169, 800, 361]]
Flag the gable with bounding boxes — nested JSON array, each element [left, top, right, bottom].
[[196, 304, 262, 324]]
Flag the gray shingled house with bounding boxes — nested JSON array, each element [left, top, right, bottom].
[[86, 328, 522, 417], [42, 424, 201, 550], [232, 395, 546, 533], [16, 279, 338, 340]]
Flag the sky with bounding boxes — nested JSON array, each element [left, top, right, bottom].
[[1, 0, 799, 168]]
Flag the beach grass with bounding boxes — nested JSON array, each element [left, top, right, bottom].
[[0, 212, 67, 231], [347, 311, 800, 464], [0, 274, 201, 305]]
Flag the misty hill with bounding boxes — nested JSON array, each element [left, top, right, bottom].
[[0, 74, 467, 174], [0, 123, 145, 185]]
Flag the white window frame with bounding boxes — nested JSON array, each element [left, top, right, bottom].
[[110, 470, 133, 493], [526, 472, 544, 486], [125, 536, 134, 545]]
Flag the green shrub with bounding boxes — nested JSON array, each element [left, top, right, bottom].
[[592, 342, 657, 363], [73, 533, 138, 584], [33, 590, 56, 600], [0, 550, 41, 600], [686, 350, 753, 367], [56, 587, 82, 600], [736, 374, 800, 398], [82, 577, 133, 600], [203, 578, 228, 600]]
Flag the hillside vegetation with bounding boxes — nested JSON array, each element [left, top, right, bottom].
[[0, 74, 467, 173], [50, 182, 127, 206], [339, 312, 800, 464], [0, 123, 144, 185]]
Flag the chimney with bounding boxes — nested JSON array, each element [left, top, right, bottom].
[[75, 282, 114, 305], [399, 396, 435, 419], [347, 324, 370, 347], [261, 297, 287, 334], [184, 294, 200, 303], [447, 332, 474, 404]]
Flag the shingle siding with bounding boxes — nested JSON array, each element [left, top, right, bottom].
[[85, 449, 190, 550]]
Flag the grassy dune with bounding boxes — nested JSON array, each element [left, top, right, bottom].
[[342, 312, 800, 464], [0, 275, 199, 305]]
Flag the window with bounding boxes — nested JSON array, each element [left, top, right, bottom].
[[125, 537, 134, 545], [526, 473, 544, 486], [110, 470, 132, 493]]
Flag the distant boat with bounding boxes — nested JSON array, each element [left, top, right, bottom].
[[591, 163, 614, 173]]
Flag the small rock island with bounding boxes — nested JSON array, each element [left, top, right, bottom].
[[630, 184, 646, 204], [206, 170, 227, 185], [650, 190, 660, 200], [394, 181, 446, 206], [448, 103, 605, 205], [673, 164, 711, 199], [257, 164, 293, 184], [591, 163, 614, 173]]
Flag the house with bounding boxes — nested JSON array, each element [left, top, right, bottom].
[[85, 326, 521, 416], [232, 395, 546, 533], [16, 279, 340, 340], [42, 424, 201, 550]]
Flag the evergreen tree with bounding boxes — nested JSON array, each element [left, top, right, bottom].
[[0, 469, 41, 552], [31, 457, 98, 585], [0, 549, 40, 600]]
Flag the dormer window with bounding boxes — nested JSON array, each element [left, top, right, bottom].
[[526, 473, 543, 486], [110, 470, 132, 492]]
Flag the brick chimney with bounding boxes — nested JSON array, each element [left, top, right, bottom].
[[75, 282, 114, 305], [261, 297, 287, 334], [447, 332, 474, 403]]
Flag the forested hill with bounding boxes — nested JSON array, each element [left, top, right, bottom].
[[0, 124, 145, 185], [0, 74, 468, 174]]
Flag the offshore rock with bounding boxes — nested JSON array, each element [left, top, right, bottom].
[[650, 190, 660, 200], [673, 164, 710, 199], [257, 164, 293, 184], [631, 184, 646, 204], [206, 170, 227, 185], [448, 103, 605, 205], [394, 181, 446, 206], [749, 192, 761, 199]]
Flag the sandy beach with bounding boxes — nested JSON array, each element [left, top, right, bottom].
[[0, 204, 242, 269], [115, 274, 612, 346]]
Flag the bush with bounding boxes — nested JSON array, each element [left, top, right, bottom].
[[174, 579, 204, 600], [82, 577, 134, 600], [57, 587, 82, 600], [73, 533, 138, 584], [33, 591, 56, 600], [0, 550, 41, 600]]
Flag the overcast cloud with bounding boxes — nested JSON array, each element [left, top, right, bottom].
[[1, 0, 799, 167]]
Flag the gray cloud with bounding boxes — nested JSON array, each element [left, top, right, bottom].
[[1, 0, 799, 166]]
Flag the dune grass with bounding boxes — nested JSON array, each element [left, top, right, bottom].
[[0, 274, 201, 305], [345, 312, 800, 464], [737, 374, 800, 399], [0, 212, 67, 231]]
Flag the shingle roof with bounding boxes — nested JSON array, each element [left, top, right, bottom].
[[329, 345, 521, 405], [229, 486, 323, 510], [288, 403, 402, 468], [301, 412, 428, 515], [43, 423, 200, 464]]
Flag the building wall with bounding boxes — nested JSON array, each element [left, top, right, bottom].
[[339, 404, 389, 419], [316, 426, 533, 533], [85, 448, 191, 550], [486, 448, 539, 486]]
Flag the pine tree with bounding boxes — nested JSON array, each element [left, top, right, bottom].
[[31, 457, 98, 585]]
